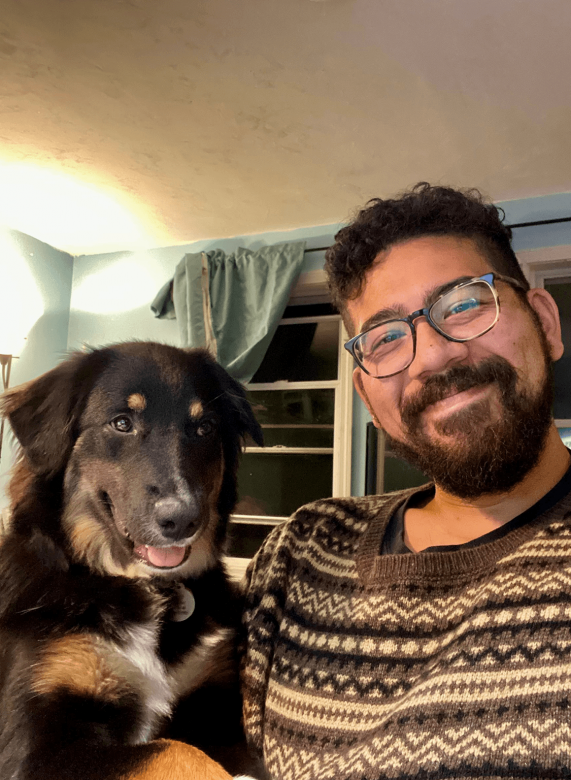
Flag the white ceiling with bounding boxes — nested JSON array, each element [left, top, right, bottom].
[[0, 0, 570, 255]]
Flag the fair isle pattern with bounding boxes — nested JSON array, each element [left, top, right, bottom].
[[241, 489, 571, 780]]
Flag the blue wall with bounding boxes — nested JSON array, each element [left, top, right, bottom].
[[0, 230, 73, 510]]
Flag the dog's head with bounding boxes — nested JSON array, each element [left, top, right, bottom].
[[1, 342, 262, 580]]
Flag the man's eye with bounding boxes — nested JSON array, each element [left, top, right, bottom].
[[369, 328, 407, 353], [111, 416, 133, 433], [445, 298, 480, 318], [379, 331, 405, 345]]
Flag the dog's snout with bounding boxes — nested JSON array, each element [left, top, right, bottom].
[[154, 497, 200, 540]]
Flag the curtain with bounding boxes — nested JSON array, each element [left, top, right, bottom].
[[152, 241, 306, 383]]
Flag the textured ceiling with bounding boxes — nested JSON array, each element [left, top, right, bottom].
[[0, 0, 570, 254]]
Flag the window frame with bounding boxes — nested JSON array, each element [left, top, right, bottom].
[[518, 244, 571, 433], [224, 271, 353, 579]]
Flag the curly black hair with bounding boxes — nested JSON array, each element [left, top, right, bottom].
[[325, 183, 529, 325]]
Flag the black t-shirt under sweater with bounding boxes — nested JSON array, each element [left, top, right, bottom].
[[381, 457, 571, 555]]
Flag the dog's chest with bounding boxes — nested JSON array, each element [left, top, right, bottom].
[[116, 587, 227, 743]]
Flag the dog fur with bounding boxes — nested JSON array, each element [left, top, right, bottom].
[[0, 342, 264, 780]]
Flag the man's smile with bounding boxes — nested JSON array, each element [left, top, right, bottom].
[[422, 384, 494, 419]]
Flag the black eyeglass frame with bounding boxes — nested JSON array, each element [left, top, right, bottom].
[[344, 272, 529, 379]]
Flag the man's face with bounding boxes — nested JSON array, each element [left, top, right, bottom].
[[347, 235, 563, 497]]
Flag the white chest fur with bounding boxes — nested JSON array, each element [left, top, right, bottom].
[[114, 622, 174, 743], [114, 606, 233, 745]]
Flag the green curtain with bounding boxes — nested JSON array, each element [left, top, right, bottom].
[[152, 241, 306, 383]]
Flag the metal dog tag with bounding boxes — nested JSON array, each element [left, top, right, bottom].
[[171, 584, 195, 622]]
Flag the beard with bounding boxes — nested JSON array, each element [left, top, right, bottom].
[[385, 353, 554, 499]]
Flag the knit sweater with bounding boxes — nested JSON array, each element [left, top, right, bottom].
[[240, 484, 571, 780]]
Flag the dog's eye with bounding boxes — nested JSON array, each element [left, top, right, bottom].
[[196, 419, 216, 437], [111, 416, 133, 433]]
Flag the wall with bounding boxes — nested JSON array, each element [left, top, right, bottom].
[[0, 229, 74, 510], [2, 190, 570, 511], [500, 193, 571, 252], [67, 225, 336, 351]]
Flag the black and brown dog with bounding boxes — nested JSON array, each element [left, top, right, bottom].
[[0, 342, 264, 780]]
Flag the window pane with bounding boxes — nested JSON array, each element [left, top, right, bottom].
[[235, 452, 333, 517], [251, 319, 339, 382], [226, 521, 280, 558], [544, 279, 571, 418], [246, 388, 335, 447], [283, 303, 338, 319]]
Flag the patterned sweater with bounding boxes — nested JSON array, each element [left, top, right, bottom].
[[240, 486, 571, 780]]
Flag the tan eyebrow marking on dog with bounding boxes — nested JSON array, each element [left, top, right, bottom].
[[189, 400, 203, 418], [32, 635, 132, 700], [128, 393, 147, 411]]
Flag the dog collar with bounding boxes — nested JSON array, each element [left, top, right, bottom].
[[171, 583, 196, 622]]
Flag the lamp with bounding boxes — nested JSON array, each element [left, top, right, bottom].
[[0, 353, 13, 464]]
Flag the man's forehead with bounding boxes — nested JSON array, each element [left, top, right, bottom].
[[346, 235, 493, 332]]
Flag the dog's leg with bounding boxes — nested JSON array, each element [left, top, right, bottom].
[[15, 634, 234, 780], [120, 740, 232, 780]]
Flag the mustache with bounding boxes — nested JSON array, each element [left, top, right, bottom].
[[401, 357, 518, 427]]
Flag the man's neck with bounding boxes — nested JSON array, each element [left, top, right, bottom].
[[403, 425, 571, 553]]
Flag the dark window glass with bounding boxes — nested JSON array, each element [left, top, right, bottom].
[[226, 521, 280, 559], [251, 319, 339, 382], [235, 452, 333, 517], [245, 388, 335, 448], [545, 279, 571, 419], [282, 303, 338, 319]]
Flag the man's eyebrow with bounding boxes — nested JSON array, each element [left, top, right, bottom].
[[358, 275, 478, 334]]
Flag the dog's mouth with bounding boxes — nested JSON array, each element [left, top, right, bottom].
[[99, 490, 192, 570], [133, 543, 191, 569]]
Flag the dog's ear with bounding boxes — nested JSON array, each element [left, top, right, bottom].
[[0, 350, 110, 477], [210, 363, 264, 447]]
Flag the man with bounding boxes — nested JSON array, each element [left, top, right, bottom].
[[240, 183, 571, 780]]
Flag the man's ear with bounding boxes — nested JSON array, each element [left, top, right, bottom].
[[353, 367, 381, 428], [0, 350, 109, 477], [526, 288, 564, 361]]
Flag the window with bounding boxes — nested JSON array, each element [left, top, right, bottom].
[[516, 246, 571, 446], [224, 300, 353, 579]]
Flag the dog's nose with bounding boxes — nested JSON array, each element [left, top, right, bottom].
[[153, 497, 200, 540]]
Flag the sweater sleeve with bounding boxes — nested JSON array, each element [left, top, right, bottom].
[[239, 518, 294, 759]]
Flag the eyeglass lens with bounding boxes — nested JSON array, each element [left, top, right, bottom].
[[355, 279, 498, 377]]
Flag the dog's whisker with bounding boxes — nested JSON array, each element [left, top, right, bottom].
[[17, 605, 44, 615]]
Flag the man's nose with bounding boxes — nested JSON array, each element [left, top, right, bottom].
[[406, 317, 470, 380]]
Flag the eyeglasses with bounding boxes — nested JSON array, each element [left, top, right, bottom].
[[344, 272, 528, 379]]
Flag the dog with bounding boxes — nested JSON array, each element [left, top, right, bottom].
[[0, 342, 264, 780]]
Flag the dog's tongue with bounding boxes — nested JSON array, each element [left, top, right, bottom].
[[135, 544, 186, 568]]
